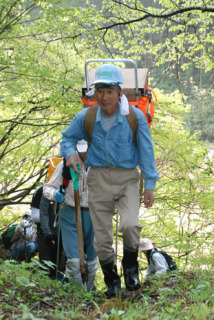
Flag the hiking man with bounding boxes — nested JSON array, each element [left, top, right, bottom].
[[31, 185, 66, 280], [10, 210, 38, 262], [60, 64, 159, 297], [43, 140, 97, 291], [139, 238, 169, 277]]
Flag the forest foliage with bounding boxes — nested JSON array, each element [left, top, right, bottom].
[[1, 260, 214, 319], [0, 0, 214, 272]]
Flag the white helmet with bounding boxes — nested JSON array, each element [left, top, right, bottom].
[[22, 209, 32, 218], [139, 238, 154, 251], [92, 64, 123, 85]]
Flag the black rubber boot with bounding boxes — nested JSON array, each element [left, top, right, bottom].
[[122, 249, 141, 291], [101, 261, 121, 298]]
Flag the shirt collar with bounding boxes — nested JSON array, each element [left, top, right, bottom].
[[96, 103, 124, 123]]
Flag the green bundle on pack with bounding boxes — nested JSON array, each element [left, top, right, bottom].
[[1, 224, 18, 250]]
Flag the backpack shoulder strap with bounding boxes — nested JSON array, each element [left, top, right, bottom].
[[126, 106, 138, 146], [84, 104, 99, 148]]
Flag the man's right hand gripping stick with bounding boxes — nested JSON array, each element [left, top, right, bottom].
[[70, 163, 80, 191]]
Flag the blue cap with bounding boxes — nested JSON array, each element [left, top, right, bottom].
[[92, 64, 123, 85]]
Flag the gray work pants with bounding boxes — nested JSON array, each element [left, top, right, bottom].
[[87, 167, 142, 262]]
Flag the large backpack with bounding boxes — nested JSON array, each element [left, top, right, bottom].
[[82, 61, 157, 145], [151, 249, 178, 271], [1, 224, 18, 250], [81, 61, 157, 130]]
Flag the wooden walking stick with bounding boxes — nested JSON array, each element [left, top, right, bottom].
[[69, 164, 86, 287]]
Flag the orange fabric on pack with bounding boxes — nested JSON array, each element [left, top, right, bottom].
[[138, 98, 154, 129], [81, 98, 97, 105], [47, 158, 63, 182], [129, 88, 157, 129]]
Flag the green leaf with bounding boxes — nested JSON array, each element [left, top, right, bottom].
[[16, 276, 36, 287], [165, 307, 175, 313]]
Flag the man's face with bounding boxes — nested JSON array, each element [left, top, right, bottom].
[[95, 86, 122, 116], [23, 215, 30, 220]]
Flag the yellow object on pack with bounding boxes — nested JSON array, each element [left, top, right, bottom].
[[47, 158, 63, 182]]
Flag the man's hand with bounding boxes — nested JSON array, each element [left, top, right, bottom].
[[20, 219, 30, 228], [66, 154, 82, 173], [144, 189, 155, 208], [45, 234, 55, 246], [54, 189, 65, 203]]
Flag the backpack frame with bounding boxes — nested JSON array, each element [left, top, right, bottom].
[[82, 59, 157, 131]]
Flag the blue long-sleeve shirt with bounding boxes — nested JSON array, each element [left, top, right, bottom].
[[60, 104, 159, 189]]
